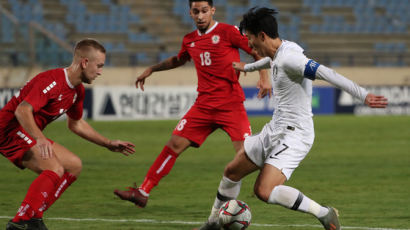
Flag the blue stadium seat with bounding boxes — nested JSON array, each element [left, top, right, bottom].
[[135, 52, 150, 65], [1, 19, 15, 42], [114, 43, 125, 52], [129, 14, 141, 24], [248, 0, 272, 8], [1, 0, 407, 67], [101, 0, 111, 5]]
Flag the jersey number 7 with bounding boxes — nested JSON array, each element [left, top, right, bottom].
[[269, 144, 289, 159]]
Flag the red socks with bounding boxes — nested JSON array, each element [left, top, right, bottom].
[[41, 172, 77, 214], [13, 171, 77, 222], [13, 170, 60, 222], [140, 146, 179, 194]]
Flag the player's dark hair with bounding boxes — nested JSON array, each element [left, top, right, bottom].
[[189, 0, 213, 8], [239, 7, 279, 39], [74, 38, 106, 54]]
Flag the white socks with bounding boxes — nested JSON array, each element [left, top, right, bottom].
[[268, 185, 329, 218], [207, 179, 329, 223], [208, 176, 242, 223]]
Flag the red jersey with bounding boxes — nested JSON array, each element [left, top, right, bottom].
[[178, 22, 253, 109], [0, 68, 84, 132]]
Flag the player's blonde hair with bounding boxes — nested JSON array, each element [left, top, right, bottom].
[[73, 38, 106, 60]]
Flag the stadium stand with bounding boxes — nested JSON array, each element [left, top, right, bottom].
[[0, 0, 409, 68]]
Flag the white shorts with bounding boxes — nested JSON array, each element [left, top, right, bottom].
[[244, 123, 313, 180]]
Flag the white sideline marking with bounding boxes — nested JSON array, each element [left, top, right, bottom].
[[1, 216, 409, 230]]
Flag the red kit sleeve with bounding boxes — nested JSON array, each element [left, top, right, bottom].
[[23, 76, 56, 112], [228, 26, 253, 55]]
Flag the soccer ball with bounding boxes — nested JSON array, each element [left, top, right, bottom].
[[218, 200, 251, 230]]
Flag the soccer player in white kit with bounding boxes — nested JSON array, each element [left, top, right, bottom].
[[194, 7, 388, 230]]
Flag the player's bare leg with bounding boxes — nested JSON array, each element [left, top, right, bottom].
[[194, 145, 259, 230], [8, 142, 82, 229], [257, 164, 340, 230], [114, 135, 190, 207], [41, 143, 82, 212], [7, 147, 61, 229]]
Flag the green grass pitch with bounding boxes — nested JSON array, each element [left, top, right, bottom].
[[0, 115, 409, 230]]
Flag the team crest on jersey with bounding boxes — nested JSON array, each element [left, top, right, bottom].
[[272, 66, 278, 81], [190, 42, 195, 47], [211, 35, 220, 44]]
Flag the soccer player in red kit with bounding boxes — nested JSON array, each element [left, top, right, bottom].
[[0, 39, 135, 230], [114, 0, 270, 208]]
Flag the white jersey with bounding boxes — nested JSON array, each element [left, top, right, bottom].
[[244, 40, 368, 145], [243, 40, 368, 179]]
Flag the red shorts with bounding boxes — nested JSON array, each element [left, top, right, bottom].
[[172, 103, 251, 147], [0, 126, 53, 169]]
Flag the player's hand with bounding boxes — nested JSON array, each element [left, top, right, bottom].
[[232, 62, 246, 73], [136, 68, 153, 91], [257, 79, 272, 99], [35, 137, 54, 160], [364, 93, 388, 108], [257, 69, 272, 99], [107, 140, 136, 156]]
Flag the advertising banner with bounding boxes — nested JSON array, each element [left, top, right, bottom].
[[5, 86, 407, 120], [91, 86, 339, 120], [243, 86, 336, 116], [92, 86, 197, 120], [0, 88, 20, 109]]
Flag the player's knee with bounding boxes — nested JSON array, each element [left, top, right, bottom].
[[66, 155, 83, 177], [253, 183, 272, 202], [166, 142, 181, 153], [223, 162, 240, 181], [166, 137, 189, 154], [49, 164, 65, 177]]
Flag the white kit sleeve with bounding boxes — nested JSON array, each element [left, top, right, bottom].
[[244, 57, 271, 72], [316, 65, 368, 102]]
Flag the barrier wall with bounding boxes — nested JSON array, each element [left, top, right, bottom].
[[2, 85, 409, 120], [1, 66, 410, 87], [65, 66, 410, 87], [1, 66, 409, 119]]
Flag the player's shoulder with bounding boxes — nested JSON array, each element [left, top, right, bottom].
[[39, 68, 64, 75], [281, 41, 304, 54], [217, 22, 237, 30], [215, 23, 240, 34], [31, 68, 64, 84], [278, 41, 306, 64], [183, 30, 198, 41]]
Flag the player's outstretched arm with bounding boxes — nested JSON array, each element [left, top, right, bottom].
[[233, 57, 271, 72], [105, 139, 136, 155], [315, 64, 388, 108], [136, 55, 188, 91], [250, 51, 272, 98], [67, 117, 135, 156], [233, 58, 272, 98]]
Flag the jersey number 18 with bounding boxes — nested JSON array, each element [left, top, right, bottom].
[[200, 52, 212, 66]]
